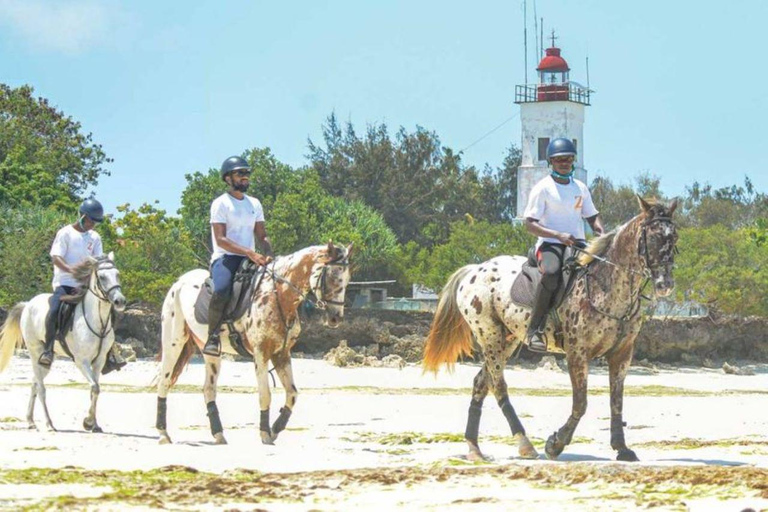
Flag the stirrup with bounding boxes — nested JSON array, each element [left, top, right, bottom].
[[101, 353, 127, 375], [527, 330, 548, 353], [202, 335, 221, 357], [38, 350, 54, 368]]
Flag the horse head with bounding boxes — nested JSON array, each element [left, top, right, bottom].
[[309, 241, 353, 328], [88, 252, 127, 311], [636, 196, 679, 298]]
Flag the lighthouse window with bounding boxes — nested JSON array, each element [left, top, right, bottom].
[[538, 138, 550, 161]]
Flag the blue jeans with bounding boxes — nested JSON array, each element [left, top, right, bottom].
[[208, 255, 246, 334]]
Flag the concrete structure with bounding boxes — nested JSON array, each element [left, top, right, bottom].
[[514, 40, 592, 218]]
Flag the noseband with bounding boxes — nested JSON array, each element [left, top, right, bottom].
[[310, 257, 350, 309], [90, 258, 123, 302], [638, 216, 677, 277]]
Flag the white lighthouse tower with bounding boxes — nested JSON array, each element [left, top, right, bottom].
[[514, 36, 592, 217]]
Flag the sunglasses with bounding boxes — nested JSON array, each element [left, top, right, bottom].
[[233, 170, 252, 177], [551, 156, 575, 163]]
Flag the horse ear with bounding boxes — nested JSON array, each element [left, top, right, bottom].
[[346, 242, 354, 259], [636, 195, 652, 214], [108, 251, 115, 262], [327, 239, 335, 255], [668, 198, 679, 216]]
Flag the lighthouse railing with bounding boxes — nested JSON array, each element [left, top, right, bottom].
[[514, 83, 591, 105]]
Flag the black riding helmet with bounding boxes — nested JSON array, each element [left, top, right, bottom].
[[220, 156, 250, 181], [79, 198, 104, 222], [546, 138, 577, 161]]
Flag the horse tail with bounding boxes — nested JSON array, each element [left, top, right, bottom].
[[0, 303, 26, 373], [170, 326, 197, 387], [423, 266, 475, 373]]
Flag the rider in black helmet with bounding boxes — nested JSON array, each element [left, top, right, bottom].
[[203, 156, 273, 357], [41, 199, 126, 373], [522, 138, 605, 353]]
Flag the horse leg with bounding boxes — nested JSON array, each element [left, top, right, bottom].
[[482, 332, 538, 460], [31, 362, 55, 432], [254, 345, 274, 445], [608, 345, 639, 462], [156, 289, 188, 445], [75, 359, 102, 433], [269, 349, 297, 442], [545, 350, 588, 459], [26, 383, 38, 430], [203, 355, 226, 445], [464, 366, 489, 461]]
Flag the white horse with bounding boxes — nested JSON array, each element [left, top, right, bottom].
[[0, 253, 126, 432], [156, 242, 352, 445]]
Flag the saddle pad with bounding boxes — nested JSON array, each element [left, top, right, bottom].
[[510, 262, 541, 308]]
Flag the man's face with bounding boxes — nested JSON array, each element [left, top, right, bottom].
[[550, 155, 575, 174], [228, 169, 251, 192], [82, 216, 99, 231]]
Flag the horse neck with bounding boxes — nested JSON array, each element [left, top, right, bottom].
[[591, 216, 646, 296], [83, 272, 112, 321], [273, 247, 321, 296]]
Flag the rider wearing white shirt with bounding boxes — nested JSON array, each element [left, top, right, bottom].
[[203, 156, 273, 357], [523, 138, 605, 353], [41, 199, 125, 373]]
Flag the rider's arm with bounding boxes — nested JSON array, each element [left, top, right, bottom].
[[524, 217, 577, 246], [586, 214, 605, 237], [211, 223, 267, 265], [51, 255, 75, 275], [254, 221, 274, 259]]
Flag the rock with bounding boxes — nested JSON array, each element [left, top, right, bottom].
[[538, 355, 562, 372], [722, 362, 755, 376], [118, 343, 137, 362], [324, 340, 363, 367], [380, 354, 406, 369]]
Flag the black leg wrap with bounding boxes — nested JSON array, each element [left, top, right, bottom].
[[465, 399, 483, 443], [272, 407, 292, 435], [260, 409, 271, 434], [156, 397, 167, 431], [499, 397, 525, 435], [610, 415, 627, 448], [206, 401, 223, 436]]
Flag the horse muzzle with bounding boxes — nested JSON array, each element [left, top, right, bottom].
[[110, 291, 127, 312]]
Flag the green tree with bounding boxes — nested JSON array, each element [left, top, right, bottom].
[[406, 219, 534, 290], [0, 84, 111, 210], [679, 177, 767, 229], [111, 203, 198, 306], [590, 173, 664, 229], [675, 225, 768, 316]]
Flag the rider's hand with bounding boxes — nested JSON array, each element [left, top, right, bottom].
[[247, 250, 268, 266], [555, 232, 577, 246]]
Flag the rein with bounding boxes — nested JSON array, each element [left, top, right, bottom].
[[81, 259, 121, 363]]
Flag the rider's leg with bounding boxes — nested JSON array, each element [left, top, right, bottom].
[[39, 286, 73, 367], [526, 244, 564, 353], [203, 255, 243, 357]]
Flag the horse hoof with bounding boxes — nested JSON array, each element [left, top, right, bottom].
[[159, 436, 172, 445], [83, 419, 94, 431], [545, 432, 564, 460], [260, 431, 275, 445], [92, 426, 103, 434], [514, 433, 539, 460], [27, 423, 37, 431], [466, 441, 486, 462], [45, 424, 57, 433], [213, 433, 227, 445], [617, 448, 639, 462]]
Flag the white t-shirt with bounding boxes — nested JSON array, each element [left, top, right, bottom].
[[523, 176, 599, 248], [210, 193, 265, 262], [50, 225, 103, 289]]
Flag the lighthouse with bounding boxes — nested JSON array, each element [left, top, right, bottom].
[[514, 36, 592, 218]]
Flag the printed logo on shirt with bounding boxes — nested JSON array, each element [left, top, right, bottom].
[[87, 241, 94, 253], [574, 196, 584, 211]]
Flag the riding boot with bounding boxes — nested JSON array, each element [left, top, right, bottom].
[[101, 344, 127, 375], [526, 283, 555, 353], [203, 292, 228, 357], [39, 307, 58, 367]]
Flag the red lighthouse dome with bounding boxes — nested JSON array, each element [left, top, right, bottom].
[[537, 47, 570, 72]]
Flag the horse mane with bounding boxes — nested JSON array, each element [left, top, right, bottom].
[[577, 230, 617, 266], [62, 257, 103, 303]]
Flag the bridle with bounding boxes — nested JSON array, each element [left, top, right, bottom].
[[82, 257, 122, 340]]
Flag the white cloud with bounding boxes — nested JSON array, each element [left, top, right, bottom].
[[0, 0, 118, 54]]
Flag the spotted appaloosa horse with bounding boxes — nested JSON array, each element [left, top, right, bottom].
[[156, 242, 352, 445], [423, 197, 679, 461]]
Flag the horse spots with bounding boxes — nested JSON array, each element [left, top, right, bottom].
[[165, 372, 170, 378], [471, 296, 483, 314], [470, 275, 477, 284], [490, 288, 495, 293], [193, 285, 200, 289], [170, 311, 174, 318], [260, 296, 269, 306], [171, 291, 175, 298], [478, 328, 485, 337], [524, 313, 530, 320], [459, 285, 463, 292], [210, 363, 218, 376], [464, 309, 469, 315], [209, 375, 214, 386], [257, 320, 262, 327]]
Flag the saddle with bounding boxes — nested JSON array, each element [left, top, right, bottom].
[[510, 246, 584, 351], [194, 259, 264, 357]]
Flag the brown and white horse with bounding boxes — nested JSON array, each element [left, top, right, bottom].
[[423, 197, 679, 461], [155, 242, 352, 445]]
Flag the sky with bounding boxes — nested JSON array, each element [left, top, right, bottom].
[[2, 0, 766, 217]]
